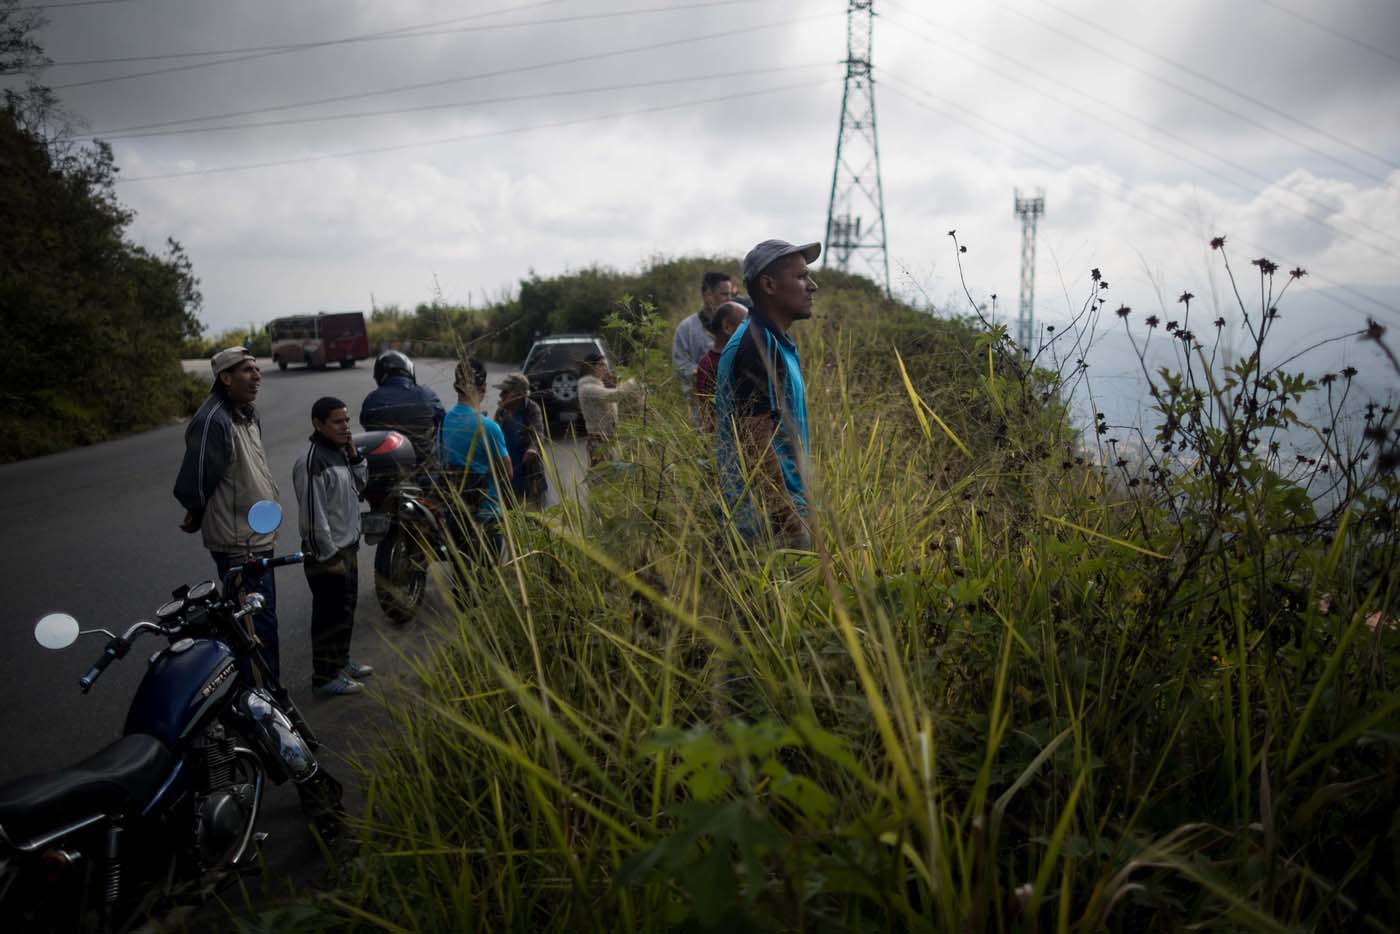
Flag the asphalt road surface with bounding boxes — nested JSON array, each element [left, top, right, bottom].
[[0, 357, 587, 900]]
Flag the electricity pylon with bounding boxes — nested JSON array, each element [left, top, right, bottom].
[[823, 0, 890, 294], [1013, 188, 1045, 353]]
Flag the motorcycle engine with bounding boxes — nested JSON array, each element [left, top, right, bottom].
[[192, 723, 256, 869]]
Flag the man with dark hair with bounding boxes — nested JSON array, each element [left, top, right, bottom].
[[293, 396, 372, 697], [715, 240, 820, 548], [439, 357, 512, 559], [672, 271, 736, 423], [174, 346, 284, 679], [578, 352, 639, 466], [693, 300, 748, 433]]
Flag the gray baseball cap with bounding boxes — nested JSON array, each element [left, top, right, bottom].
[[742, 239, 821, 284], [494, 371, 530, 396]]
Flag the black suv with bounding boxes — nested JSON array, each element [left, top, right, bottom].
[[522, 334, 611, 428]]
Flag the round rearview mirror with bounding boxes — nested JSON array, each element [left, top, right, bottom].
[[35, 613, 81, 650], [247, 500, 282, 535]]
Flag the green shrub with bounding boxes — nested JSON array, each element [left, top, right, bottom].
[[0, 103, 203, 462], [254, 247, 1397, 931]]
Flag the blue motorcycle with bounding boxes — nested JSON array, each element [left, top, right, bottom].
[[0, 501, 343, 932]]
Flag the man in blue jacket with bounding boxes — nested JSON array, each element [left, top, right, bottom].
[[360, 350, 445, 464], [715, 240, 820, 550]]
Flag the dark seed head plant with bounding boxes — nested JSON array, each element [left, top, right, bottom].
[[261, 246, 1398, 933]]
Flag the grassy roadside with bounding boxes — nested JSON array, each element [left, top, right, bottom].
[[0, 368, 209, 464], [251, 254, 1398, 931]]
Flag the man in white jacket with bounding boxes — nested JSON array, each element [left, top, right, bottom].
[[671, 271, 736, 423], [293, 396, 372, 697], [578, 353, 639, 466]]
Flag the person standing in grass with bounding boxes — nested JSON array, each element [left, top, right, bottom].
[[578, 352, 639, 466], [714, 240, 819, 549], [491, 371, 547, 507], [438, 358, 511, 559], [672, 271, 737, 425], [292, 396, 372, 698], [693, 299, 749, 433]]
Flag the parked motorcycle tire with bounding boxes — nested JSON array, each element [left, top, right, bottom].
[[374, 527, 426, 625], [296, 767, 346, 844]]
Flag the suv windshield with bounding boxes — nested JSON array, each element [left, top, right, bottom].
[[525, 341, 599, 374]]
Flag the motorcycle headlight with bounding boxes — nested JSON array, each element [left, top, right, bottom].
[[235, 689, 317, 783]]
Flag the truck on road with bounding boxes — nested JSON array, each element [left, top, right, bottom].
[[269, 312, 371, 370]]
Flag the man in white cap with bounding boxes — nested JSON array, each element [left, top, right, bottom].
[[173, 346, 284, 680], [714, 240, 820, 549]]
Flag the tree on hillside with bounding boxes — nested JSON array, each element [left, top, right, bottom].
[[0, 2, 204, 461]]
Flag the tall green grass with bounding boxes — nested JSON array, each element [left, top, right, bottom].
[[263, 260, 1398, 932]]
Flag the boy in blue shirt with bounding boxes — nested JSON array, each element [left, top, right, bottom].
[[438, 358, 512, 560]]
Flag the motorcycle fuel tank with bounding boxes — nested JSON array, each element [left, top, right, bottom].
[[124, 639, 239, 747]]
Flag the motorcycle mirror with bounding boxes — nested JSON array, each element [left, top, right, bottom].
[[247, 500, 282, 535], [35, 613, 81, 650]]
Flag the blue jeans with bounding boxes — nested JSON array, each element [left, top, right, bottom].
[[210, 550, 280, 684]]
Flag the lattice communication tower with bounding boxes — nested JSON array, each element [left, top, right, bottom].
[[823, 1, 890, 294], [1013, 188, 1045, 353]]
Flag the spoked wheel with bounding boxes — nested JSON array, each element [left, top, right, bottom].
[[374, 527, 427, 625], [296, 767, 346, 842]]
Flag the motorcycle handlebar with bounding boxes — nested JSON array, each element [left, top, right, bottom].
[[263, 553, 305, 570], [221, 553, 305, 594], [79, 639, 126, 693], [236, 552, 305, 576]]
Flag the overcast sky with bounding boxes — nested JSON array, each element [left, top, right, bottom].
[[8, 0, 1400, 424]]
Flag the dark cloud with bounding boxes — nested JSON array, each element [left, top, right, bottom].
[[1, 0, 1394, 339]]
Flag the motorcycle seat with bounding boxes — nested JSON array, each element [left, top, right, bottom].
[[0, 734, 175, 846]]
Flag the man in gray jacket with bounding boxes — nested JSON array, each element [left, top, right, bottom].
[[174, 346, 283, 680], [293, 396, 372, 697], [671, 271, 736, 425]]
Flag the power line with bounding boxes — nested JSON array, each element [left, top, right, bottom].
[[116, 77, 836, 182], [1017, 0, 1399, 176], [86, 9, 836, 138], [1254, 0, 1400, 68], [47, 0, 761, 67], [50, 0, 572, 90], [49, 0, 773, 92], [997, 1, 1397, 185], [880, 4, 1400, 265], [887, 0, 1394, 188], [98, 62, 834, 141], [878, 74, 1399, 327], [11, 0, 129, 9]]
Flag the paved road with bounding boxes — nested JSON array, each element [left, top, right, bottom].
[[0, 358, 586, 790]]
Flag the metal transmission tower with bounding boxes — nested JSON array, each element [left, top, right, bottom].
[[823, 0, 890, 294], [1013, 188, 1046, 353]]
